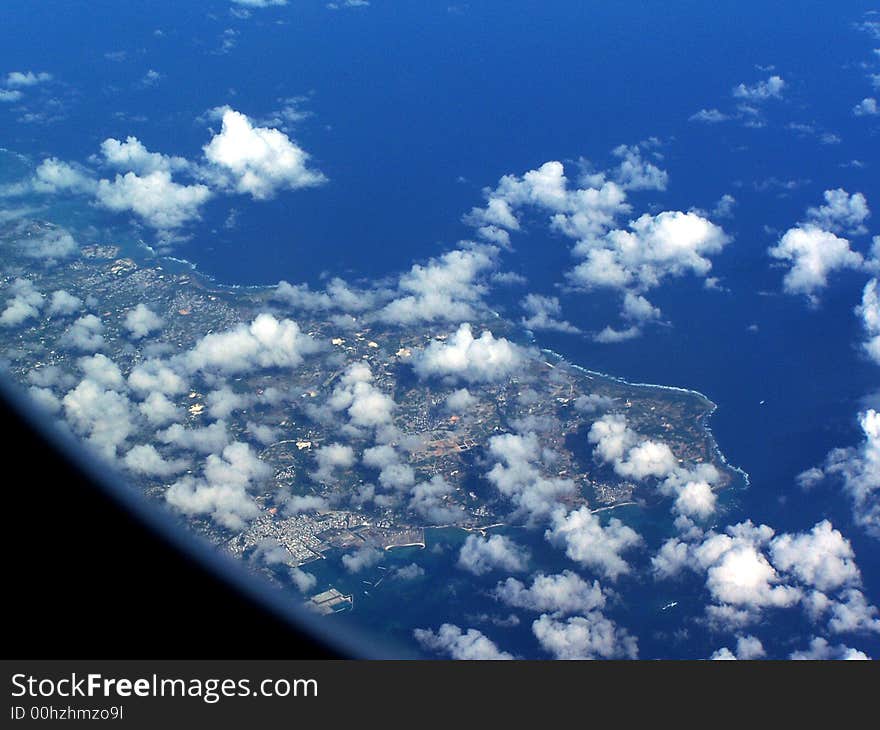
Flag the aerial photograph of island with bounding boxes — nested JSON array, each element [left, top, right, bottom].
[[2, 1, 879, 663]]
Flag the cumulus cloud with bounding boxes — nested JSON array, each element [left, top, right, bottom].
[[568, 210, 729, 295], [138, 391, 182, 425], [328, 362, 395, 429], [62, 314, 105, 351], [545, 506, 641, 581], [532, 613, 638, 660], [769, 225, 863, 300], [853, 97, 878, 117], [408, 475, 467, 524], [652, 519, 875, 632], [186, 313, 319, 374], [159, 420, 230, 454], [789, 637, 870, 660], [457, 534, 530, 576], [690, 108, 730, 124], [412, 323, 525, 383], [485, 431, 576, 524], [123, 444, 190, 477], [768, 520, 861, 593], [445, 387, 476, 412], [610, 143, 669, 191], [494, 570, 605, 616], [274, 277, 381, 314], [231, 0, 287, 7], [123, 303, 163, 340], [520, 294, 580, 333], [48, 290, 82, 316], [311, 442, 355, 483], [413, 624, 513, 660], [362, 443, 414, 490], [6, 70, 52, 87], [341, 545, 383, 573], [17, 226, 80, 260], [99, 136, 189, 175], [77, 353, 124, 390], [14, 108, 324, 242], [128, 359, 188, 395], [820, 409, 880, 539], [377, 248, 496, 326], [805, 189, 870, 235], [289, 567, 317, 593], [95, 170, 212, 231], [732, 75, 785, 101], [710, 635, 766, 660], [62, 378, 134, 458], [202, 107, 325, 199], [165, 442, 270, 530], [857, 279, 880, 365], [1, 278, 43, 327]]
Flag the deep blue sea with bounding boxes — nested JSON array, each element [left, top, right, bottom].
[[2, 0, 879, 658]]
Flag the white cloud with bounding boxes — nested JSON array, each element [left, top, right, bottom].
[[414, 624, 513, 660], [29, 159, 95, 195], [853, 97, 878, 116], [99, 136, 189, 175], [710, 635, 765, 660], [202, 107, 325, 199], [95, 170, 212, 231], [532, 613, 638, 659], [341, 545, 383, 573], [485, 431, 576, 524], [377, 247, 496, 326], [128, 359, 188, 395], [6, 70, 52, 87], [62, 314, 105, 351], [790, 637, 870, 660], [610, 143, 669, 191], [62, 378, 134, 458], [123, 303, 163, 339], [408, 475, 467, 524], [412, 323, 525, 383], [159, 420, 231, 454], [290, 568, 316, 593], [165, 442, 270, 530], [732, 75, 785, 101], [593, 325, 641, 343], [494, 570, 605, 616], [1, 278, 43, 327], [138, 392, 182, 425], [328, 362, 395, 429], [47, 290, 82, 316], [186, 313, 319, 374], [457, 534, 530, 576], [545, 506, 641, 581], [768, 520, 861, 593], [445, 387, 475, 412], [520, 294, 580, 333], [569, 211, 730, 293], [690, 108, 730, 123], [652, 519, 877, 632], [231, 0, 287, 6], [768, 225, 863, 299], [123, 444, 190, 477], [77, 353, 124, 390], [805, 188, 870, 235], [857, 279, 880, 365], [312, 442, 355, 482]]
